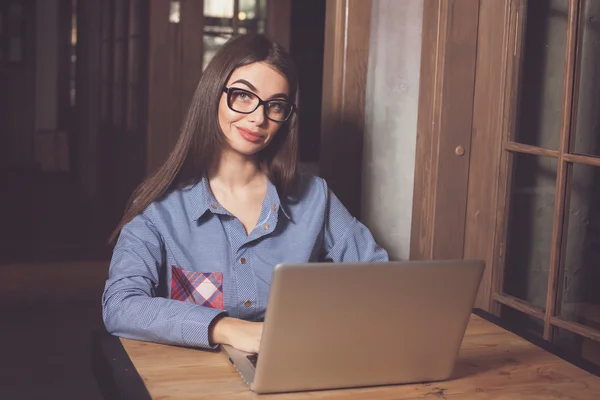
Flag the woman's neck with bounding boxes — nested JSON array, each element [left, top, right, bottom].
[[208, 148, 263, 190]]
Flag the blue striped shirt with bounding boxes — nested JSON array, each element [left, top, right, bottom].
[[102, 174, 388, 349]]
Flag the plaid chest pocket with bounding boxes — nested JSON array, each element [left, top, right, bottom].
[[170, 266, 224, 310]]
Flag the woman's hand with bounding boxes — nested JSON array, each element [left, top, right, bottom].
[[210, 317, 263, 353]]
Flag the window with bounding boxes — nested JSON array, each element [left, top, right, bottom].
[[202, 0, 267, 70], [0, 1, 25, 65], [100, 0, 112, 122], [69, 0, 77, 107], [100, 0, 145, 132], [494, 0, 600, 363]]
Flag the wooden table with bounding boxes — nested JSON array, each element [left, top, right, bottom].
[[92, 310, 600, 399]]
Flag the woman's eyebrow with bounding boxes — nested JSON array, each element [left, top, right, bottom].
[[230, 79, 289, 100], [230, 79, 257, 92], [269, 93, 289, 100]]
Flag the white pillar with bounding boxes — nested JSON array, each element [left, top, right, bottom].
[[361, 0, 423, 260]]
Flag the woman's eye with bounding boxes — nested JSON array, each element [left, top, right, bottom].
[[233, 91, 253, 102], [269, 102, 284, 111]]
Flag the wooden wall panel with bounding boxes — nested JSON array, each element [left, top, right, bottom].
[[463, 0, 511, 310], [146, 0, 206, 175], [180, 0, 204, 120], [147, 0, 175, 174], [409, 0, 442, 260], [410, 0, 480, 260], [319, 0, 372, 217], [75, 0, 103, 197], [267, 0, 291, 51]]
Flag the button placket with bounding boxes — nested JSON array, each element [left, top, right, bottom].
[[234, 247, 258, 318], [223, 215, 249, 318], [248, 208, 278, 243]]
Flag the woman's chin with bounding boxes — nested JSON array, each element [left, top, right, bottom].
[[227, 142, 266, 157]]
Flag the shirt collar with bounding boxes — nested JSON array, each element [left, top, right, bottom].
[[265, 177, 292, 221], [185, 176, 291, 222], [183, 178, 212, 222]]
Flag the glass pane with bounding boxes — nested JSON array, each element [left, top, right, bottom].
[[203, 31, 232, 70], [258, 0, 267, 17], [202, 0, 268, 69], [573, 0, 600, 157], [239, 0, 256, 18], [238, 0, 261, 32], [169, 0, 181, 23], [204, 0, 234, 18], [502, 153, 558, 309], [560, 163, 600, 330], [554, 327, 600, 368], [500, 305, 544, 338], [257, 0, 267, 32], [512, 0, 568, 149]]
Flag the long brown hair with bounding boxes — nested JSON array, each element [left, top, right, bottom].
[[109, 34, 300, 244]]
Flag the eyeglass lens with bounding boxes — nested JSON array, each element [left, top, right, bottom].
[[228, 88, 292, 122]]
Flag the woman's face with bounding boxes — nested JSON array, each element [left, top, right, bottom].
[[218, 62, 291, 157]]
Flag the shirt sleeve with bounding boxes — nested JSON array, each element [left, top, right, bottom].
[[101, 209, 227, 349], [322, 185, 389, 263]]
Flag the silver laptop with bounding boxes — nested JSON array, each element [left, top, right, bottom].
[[222, 259, 485, 394]]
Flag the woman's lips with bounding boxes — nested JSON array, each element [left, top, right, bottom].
[[237, 127, 264, 143]]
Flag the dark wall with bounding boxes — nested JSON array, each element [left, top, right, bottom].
[[289, 0, 325, 163], [0, 0, 37, 170]]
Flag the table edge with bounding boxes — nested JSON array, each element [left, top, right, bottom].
[[92, 309, 600, 400], [92, 329, 152, 400]]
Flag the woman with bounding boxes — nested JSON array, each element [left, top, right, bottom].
[[102, 34, 388, 354]]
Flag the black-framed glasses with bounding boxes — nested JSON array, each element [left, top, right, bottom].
[[222, 87, 295, 123]]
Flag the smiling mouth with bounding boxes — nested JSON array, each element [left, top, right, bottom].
[[236, 127, 265, 143]]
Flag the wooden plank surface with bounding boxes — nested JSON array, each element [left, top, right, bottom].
[[120, 314, 600, 399]]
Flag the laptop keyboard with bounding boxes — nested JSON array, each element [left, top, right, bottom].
[[246, 354, 258, 368]]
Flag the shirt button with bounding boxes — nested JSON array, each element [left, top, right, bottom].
[[240, 258, 246, 264], [244, 300, 252, 307], [211, 204, 217, 209], [263, 224, 270, 230], [272, 204, 277, 211]]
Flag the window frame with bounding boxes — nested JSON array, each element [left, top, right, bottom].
[[491, 0, 600, 344]]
